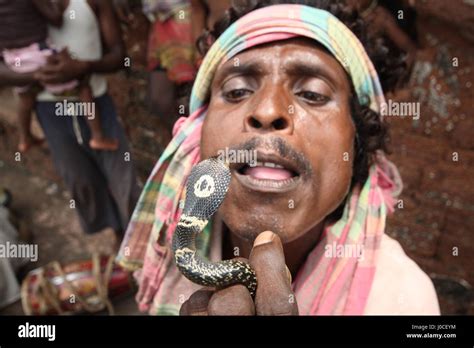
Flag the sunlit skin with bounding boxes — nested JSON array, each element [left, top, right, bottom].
[[180, 38, 356, 315], [175, 38, 439, 316], [201, 38, 355, 272]]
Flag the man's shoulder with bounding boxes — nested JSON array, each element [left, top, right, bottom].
[[364, 234, 440, 315]]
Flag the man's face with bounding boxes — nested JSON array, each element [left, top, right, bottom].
[[200, 38, 355, 244]]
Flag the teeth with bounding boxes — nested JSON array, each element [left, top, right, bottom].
[[255, 162, 285, 169]]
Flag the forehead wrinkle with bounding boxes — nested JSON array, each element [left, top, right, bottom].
[[213, 45, 286, 84], [213, 56, 268, 86], [280, 48, 349, 90]]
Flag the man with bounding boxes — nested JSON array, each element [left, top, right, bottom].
[[0, 0, 140, 242], [118, 0, 439, 315]]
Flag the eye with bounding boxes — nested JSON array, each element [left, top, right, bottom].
[[296, 91, 330, 104], [223, 88, 253, 102]]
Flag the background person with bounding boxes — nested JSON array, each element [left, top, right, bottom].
[[0, 0, 140, 245]]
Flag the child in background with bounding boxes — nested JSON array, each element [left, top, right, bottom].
[[0, 0, 118, 152], [142, 0, 197, 130]]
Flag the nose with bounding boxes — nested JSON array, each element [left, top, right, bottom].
[[244, 84, 294, 134]]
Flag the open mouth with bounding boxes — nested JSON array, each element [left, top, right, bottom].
[[232, 152, 302, 193]]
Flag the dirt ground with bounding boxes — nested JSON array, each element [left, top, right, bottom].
[[0, 158, 140, 315]]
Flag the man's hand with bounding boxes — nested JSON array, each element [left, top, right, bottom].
[[35, 48, 90, 84], [180, 231, 298, 315]]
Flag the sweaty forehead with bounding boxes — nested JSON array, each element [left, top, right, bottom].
[[212, 37, 351, 91]]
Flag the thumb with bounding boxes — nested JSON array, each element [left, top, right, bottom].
[[249, 231, 298, 315]]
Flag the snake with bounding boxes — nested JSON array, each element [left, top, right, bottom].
[[172, 158, 257, 296]]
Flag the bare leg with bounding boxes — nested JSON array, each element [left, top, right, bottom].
[[79, 82, 118, 151], [17, 92, 43, 153]]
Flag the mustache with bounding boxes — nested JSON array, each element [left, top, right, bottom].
[[225, 136, 312, 175]]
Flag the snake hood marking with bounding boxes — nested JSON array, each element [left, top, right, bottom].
[[172, 158, 258, 296]]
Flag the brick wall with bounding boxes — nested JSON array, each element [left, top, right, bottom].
[[384, 0, 474, 314]]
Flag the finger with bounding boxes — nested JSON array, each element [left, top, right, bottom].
[[249, 231, 298, 315], [35, 62, 64, 83], [179, 289, 213, 316], [37, 62, 60, 75], [46, 54, 59, 65], [47, 51, 63, 64], [37, 74, 60, 84], [208, 284, 255, 316], [34, 71, 56, 85]]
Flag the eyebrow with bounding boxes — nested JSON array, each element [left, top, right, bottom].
[[214, 58, 343, 92], [214, 61, 265, 85]]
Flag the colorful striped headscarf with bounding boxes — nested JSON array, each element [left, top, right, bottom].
[[118, 4, 402, 315]]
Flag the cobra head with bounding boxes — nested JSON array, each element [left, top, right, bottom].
[[182, 158, 231, 220]]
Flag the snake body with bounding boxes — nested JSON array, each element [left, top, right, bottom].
[[172, 158, 257, 296]]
